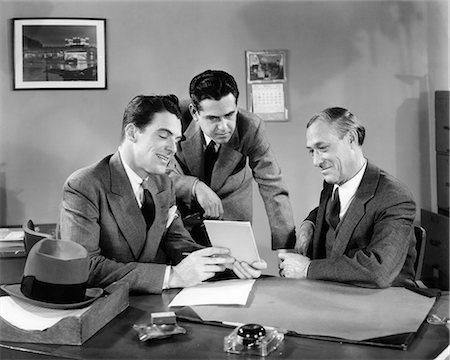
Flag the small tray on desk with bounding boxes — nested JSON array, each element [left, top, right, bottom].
[[0, 282, 129, 345]]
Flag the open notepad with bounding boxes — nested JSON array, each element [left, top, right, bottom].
[[203, 220, 261, 264]]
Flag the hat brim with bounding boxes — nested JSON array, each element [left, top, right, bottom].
[[0, 284, 104, 309]]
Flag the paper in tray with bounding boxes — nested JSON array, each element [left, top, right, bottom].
[[0, 282, 129, 345]]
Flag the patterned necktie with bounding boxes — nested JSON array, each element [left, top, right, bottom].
[[141, 180, 155, 231], [328, 187, 340, 230], [204, 140, 218, 186]]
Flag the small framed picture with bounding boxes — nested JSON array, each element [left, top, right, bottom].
[[13, 18, 107, 90], [246, 50, 286, 83]]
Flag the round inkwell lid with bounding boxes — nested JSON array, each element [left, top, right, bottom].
[[237, 323, 266, 347]]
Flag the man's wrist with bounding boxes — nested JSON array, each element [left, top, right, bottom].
[[162, 265, 172, 289]]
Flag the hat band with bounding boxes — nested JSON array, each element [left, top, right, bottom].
[[21, 276, 87, 304]]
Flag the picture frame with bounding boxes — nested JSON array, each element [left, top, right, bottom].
[[13, 18, 106, 90], [245, 49, 288, 121]]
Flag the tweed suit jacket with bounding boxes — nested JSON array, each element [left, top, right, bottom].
[[167, 105, 296, 250], [60, 152, 202, 294], [305, 162, 417, 288]]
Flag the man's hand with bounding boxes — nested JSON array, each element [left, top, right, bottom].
[[168, 247, 233, 288], [295, 221, 314, 255], [194, 181, 224, 218], [230, 259, 267, 279], [278, 252, 311, 279]]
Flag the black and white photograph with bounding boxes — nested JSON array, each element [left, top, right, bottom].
[[13, 18, 106, 89], [0, 1, 448, 360], [246, 50, 286, 82]]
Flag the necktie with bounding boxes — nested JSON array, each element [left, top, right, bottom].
[[328, 187, 340, 230], [141, 180, 155, 231], [204, 140, 218, 186]]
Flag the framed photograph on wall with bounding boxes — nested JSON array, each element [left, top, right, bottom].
[[245, 49, 288, 121], [13, 18, 106, 90]]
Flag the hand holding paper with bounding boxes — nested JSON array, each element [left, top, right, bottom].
[[230, 259, 267, 280], [169, 247, 234, 288]]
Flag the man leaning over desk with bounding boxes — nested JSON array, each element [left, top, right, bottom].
[[279, 107, 416, 288], [60, 94, 266, 294], [167, 69, 296, 250]]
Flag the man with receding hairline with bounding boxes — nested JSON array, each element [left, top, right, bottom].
[[279, 107, 417, 288]]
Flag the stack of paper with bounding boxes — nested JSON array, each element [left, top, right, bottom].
[[0, 228, 24, 251]]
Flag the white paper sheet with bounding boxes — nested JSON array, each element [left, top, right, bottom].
[[0, 296, 90, 330], [204, 220, 260, 264], [168, 279, 255, 307], [0, 229, 24, 241], [252, 83, 285, 114]]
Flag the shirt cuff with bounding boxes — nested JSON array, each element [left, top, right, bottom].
[[304, 260, 311, 278], [191, 178, 200, 200], [301, 220, 315, 231], [162, 265, 171, 290]]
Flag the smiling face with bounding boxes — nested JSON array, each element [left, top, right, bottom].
[[306, 119, 361, 185], [125, 111, 182, 178], [191, 93, 238, 145]]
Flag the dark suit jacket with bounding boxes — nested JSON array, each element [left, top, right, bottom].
[[60, 152, 202, 293], [305, 162, 416, 288], [167, 105, 296, 250]]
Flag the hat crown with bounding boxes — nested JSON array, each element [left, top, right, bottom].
[[24, 239, 89, 284]]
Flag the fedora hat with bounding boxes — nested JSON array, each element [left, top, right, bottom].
[[1, 238, 103, 309]]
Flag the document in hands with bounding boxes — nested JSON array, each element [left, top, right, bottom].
[[204, 220, 261, 264]]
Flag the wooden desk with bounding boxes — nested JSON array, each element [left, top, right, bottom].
[[0, 281, 448, 360]]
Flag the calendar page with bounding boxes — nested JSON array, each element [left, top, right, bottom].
[[246, 49, 288, 121], [252, 83, 285, 114]]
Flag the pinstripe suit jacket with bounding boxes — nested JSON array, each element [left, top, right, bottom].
[[305, 162, 417, 288], [60, 152, 202, 293], [167, 105, 296, 250]]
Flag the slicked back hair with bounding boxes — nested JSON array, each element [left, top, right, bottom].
[[189, 70, 239, 110], [121, 94, 181, 141], [307, 107, 366, 146]]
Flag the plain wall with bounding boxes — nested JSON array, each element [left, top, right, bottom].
[[0, 0, 448, 275]]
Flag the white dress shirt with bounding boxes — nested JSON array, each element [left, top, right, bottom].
[[333, 159, 368, 221]]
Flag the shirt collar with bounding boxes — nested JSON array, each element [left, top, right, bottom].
[[118, 147, 146, 204], [334, 159, 367, 202], [203, 132, 220, 151]]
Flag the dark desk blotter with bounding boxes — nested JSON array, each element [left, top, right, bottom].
[[0, 282, 129, 345]]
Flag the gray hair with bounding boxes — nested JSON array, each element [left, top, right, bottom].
[[307, 107, 366, 145]]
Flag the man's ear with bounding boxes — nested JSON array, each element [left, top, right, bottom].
[[189, 103, 198, 120], [124, 123, 138, 142], [347, 130, 358, 147]]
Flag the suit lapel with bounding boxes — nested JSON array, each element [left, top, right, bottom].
[[330, 162, 380, 257], [210, 114, 243, 189], [107, 152, 147, 260], [179, 120, 203, 178], [211, 145, 242, 189]]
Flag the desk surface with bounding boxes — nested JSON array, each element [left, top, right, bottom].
[[0, 279, 448, 360]]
